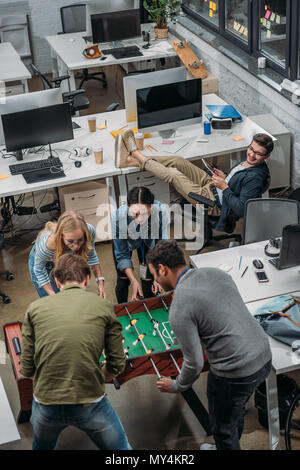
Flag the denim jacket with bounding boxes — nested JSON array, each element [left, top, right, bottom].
[[112, 200, 169, 272]]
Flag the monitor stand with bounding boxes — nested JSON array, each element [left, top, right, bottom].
[[15, 150, 23, 161], [159, 129, 176, 139]]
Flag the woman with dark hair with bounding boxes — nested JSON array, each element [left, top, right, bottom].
[[112, 186, 169, 303]]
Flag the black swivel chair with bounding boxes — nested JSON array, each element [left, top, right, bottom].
[[60, 4, 107, 89], [0, 233, 14, 304], [30, 63, 90, 115]]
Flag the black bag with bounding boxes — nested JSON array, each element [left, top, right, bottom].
[[254, 295, 300, 347]]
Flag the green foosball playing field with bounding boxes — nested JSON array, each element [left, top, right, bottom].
[[100, 305, 180, 363]]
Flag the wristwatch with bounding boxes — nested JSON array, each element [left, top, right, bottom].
[[95, 276, 105, 283]]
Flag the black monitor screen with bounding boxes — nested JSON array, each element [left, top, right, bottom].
[[136, 79, 202, 130], [2, 103, 74, 152], [91, 9, 141, 43], [280, 224, 300, 269]]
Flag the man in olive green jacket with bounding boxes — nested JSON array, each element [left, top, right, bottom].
[[21, 253, 131, 450]]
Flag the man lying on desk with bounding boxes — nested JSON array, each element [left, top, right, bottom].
[[115, 131, 274, 233]]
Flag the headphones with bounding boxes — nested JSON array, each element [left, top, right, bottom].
[[71, 147, 92, 158]]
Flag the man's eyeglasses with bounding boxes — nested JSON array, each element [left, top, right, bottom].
[[248, 144, 268, 157]]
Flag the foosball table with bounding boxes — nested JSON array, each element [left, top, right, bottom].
[[3, 293, 211, 434]]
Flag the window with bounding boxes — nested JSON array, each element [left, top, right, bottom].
[[259, 0, 287, 69], [184, 0, 220, 27], [181, 0, 300, 80], [225, 0, 249, 43]]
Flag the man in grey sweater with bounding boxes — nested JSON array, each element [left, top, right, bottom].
[[146, 240, 272, 450]]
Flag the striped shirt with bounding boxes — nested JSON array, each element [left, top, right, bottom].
[[32, 223, 100, 287]]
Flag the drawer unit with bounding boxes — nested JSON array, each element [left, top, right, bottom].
[[58, 179, 112, 242], [126, 171, 170, 204]]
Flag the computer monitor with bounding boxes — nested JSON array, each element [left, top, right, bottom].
[[2, 103, 74, 160], [136, 78, 202, 137], [0, 88, 63, 146], [124, 67, 187, 123], [91, 9, 141, 44], [86, 1, 139, 37], [275, 224, 300, 269]]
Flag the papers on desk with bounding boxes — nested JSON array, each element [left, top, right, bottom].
[[148, 41, 174, 54], [157, 139, 190, 154]]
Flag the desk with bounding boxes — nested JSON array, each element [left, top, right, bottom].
[[0, 42, 31, 93], [190, 240, 300, 304], [190, 242, 300, 450], [46, 32, 178, 92]]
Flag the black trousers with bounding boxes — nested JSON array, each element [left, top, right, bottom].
[[207, 359, 272, 450], [112, 245, 155, 304]]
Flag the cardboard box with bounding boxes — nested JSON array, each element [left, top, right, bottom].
[[187, 70, 219, 95]]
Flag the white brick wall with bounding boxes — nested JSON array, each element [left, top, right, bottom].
[[174, 21, 300, 189]]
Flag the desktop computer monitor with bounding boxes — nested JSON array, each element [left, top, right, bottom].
[[91, 9, 141, 44], [124, 67, 187, 123], [86, 1, 139, 37], [2, 103, 74, 160], [0, 88, 63, 146], [136, 78, 202, 137]]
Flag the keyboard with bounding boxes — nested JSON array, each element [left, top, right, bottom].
[[9, 157, 63, 175], [22, 167, 66, 184], [101, 45, 143, 59]]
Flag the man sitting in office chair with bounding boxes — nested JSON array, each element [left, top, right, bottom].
[[115, 131, 273, 233]]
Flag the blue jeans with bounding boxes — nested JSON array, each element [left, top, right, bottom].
[[207, 359, 272, 450], [28, 245, 60, 298], [31, 396, 132, 450]]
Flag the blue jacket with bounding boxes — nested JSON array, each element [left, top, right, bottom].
[[112, 200, 169, 272], [215, 160, 270, 233]]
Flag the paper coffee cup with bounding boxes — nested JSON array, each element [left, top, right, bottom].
[[88, 116, 97, 132], [135, 132, 144, 150], [258, 57, 266, 69], [94, 147, 103, 164]]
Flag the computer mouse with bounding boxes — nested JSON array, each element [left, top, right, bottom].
[[253, 259, 264, 269], [74, 161, 82, 168]]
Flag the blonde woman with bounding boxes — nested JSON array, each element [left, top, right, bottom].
[[28, 211, 106, 298]]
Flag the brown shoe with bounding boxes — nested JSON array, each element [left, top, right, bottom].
[[115, 134, 129, 168], [123, 129, 138, 154]]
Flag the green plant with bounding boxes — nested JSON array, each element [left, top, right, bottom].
[[143, 0, 181, 29]]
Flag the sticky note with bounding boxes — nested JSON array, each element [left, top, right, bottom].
[[265, 10, 271, 19], [266, 30, 272, 39], [209, 9, 213, 17], [0, 174, 9, 180], [218, 264, 232, 272], [212, 2, 217, 11], [276, 14, 281, 24], [209, 1, 213, 8], [244, 27, 248, 37], [97, 125, 106, 130], [233, 136, 244, 141], [270, 12, 275, 21], [162, 140, 175, 145]]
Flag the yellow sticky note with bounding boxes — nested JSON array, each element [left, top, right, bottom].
[[209, 9, 213, 17], [233, 136, 244, 142], [0, 174, 9, 180], [209, 1, 213, 8], [212, 2, 217, 11], [97, 125, 106, 130]]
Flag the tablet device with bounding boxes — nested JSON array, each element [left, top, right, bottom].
[[201, 158, 214, 176]]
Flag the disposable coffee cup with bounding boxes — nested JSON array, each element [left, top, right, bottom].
[[88, 116, 97, 132], [135, 132, 144, 150], [94, 146, 103, 164]]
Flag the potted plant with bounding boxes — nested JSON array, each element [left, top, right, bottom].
[[143, 0, 181, 39]]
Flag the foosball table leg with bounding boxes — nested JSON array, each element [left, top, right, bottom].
[[172, 378, 211, 436]]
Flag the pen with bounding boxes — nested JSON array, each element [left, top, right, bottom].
[[148, 144, 157, 152], [145, 145, 152, 152], [238, 256, 242, 270], [241, 266, 248, 278]]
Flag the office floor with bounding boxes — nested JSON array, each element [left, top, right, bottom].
[[0, 66, 290, 450]]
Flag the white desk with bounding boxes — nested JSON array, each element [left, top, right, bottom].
[[190, 240, 300, 304], [46, 31, 178, 92], [0, 377, 20, 445], [247, 293, 300, 451], [190, 242, 300, 450], [0, 42, 31, 93]]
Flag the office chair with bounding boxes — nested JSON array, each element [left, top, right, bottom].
[[0, 14, 33, 65], [60, 4, 107, 89], [30, 63, 90, 115], [182, 193, 242, 254], [242, 198, 300, 245], [0, 233, 14, 304]]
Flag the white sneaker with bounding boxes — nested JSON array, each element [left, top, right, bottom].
[[200, 443, 217, 450], [123, 128, 138, 154], [115, 134, 129, 168]]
